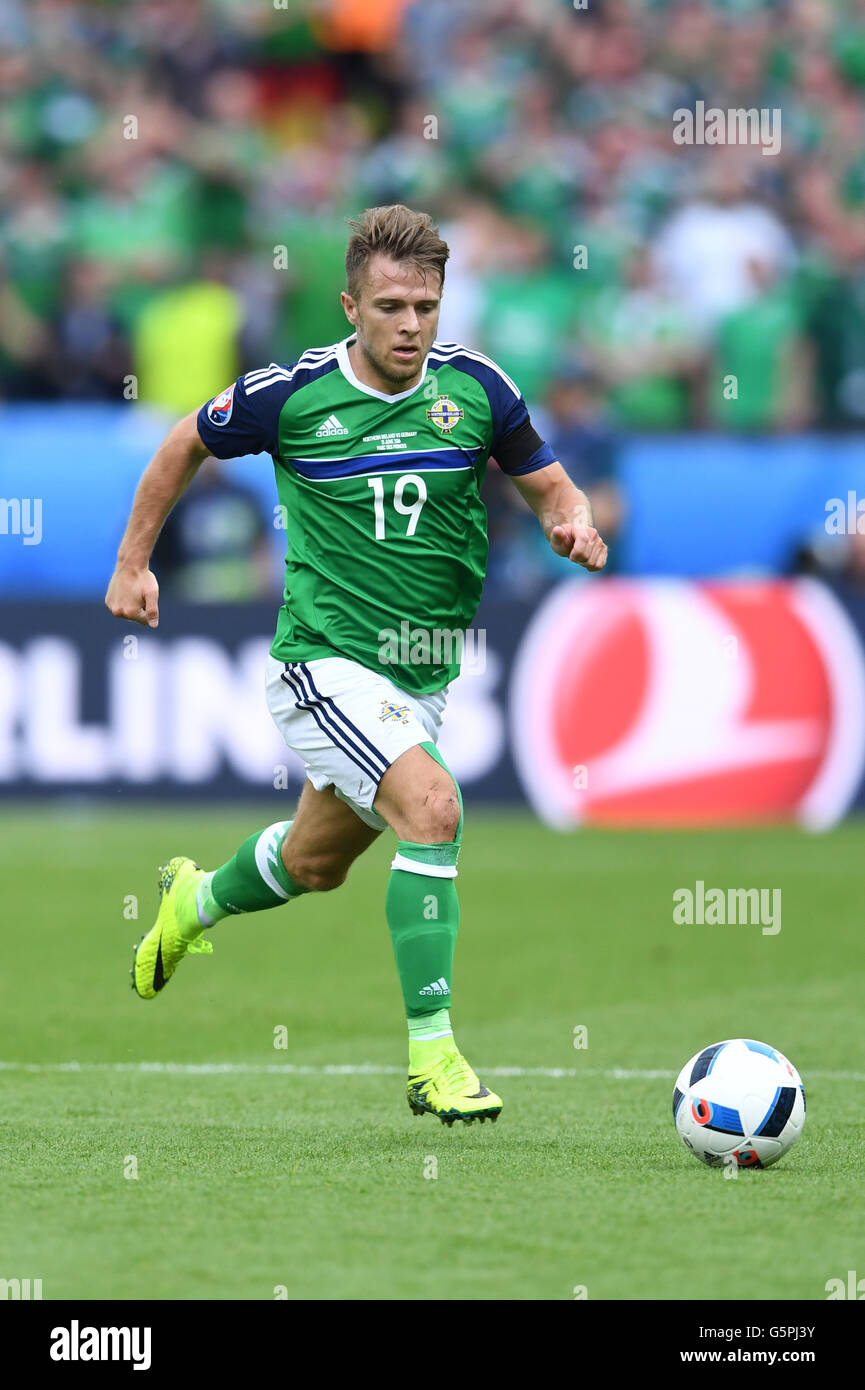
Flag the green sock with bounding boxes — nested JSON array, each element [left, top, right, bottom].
[[408, 1008, 455, 1073], [196, 820, 309, 927], [386, 839, 460, 1068]]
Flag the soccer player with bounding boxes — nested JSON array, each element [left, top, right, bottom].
[[105, 205, 607, 1125]]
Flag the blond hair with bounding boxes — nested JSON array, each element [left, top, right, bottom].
[[345, 205, 449, 300]]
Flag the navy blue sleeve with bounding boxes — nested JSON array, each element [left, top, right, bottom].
[[483, 365, 556, 476], [196, 363, 295, 459]]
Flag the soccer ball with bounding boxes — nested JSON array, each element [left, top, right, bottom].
[[673, 1039, 806, 1169]]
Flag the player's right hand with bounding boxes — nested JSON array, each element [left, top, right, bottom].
[[105, 567, 160, 628]]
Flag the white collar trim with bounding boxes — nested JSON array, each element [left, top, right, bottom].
[[336, 335, 430, 402]]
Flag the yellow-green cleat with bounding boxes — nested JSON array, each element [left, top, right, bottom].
[[131, 856, 212, 999], [407, 1048, 503, 1126]]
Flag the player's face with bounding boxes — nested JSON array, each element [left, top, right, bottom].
[[341, 254, 442, 393]]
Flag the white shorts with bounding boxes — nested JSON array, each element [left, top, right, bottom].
[[265, 655, 449, 831]]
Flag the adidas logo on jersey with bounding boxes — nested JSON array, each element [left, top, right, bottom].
[[419, 976, 449, 996], [315, 414, 350, 437]]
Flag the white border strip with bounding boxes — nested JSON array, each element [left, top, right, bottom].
[[0, 1061, 860, 1081], [253, 821, 292, 900], [391, 852, 458, 878]]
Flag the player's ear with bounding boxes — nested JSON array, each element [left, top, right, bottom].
[[340, 290, 358, 325]]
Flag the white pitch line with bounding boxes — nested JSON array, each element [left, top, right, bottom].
[[0, 1061, 862, 1081]]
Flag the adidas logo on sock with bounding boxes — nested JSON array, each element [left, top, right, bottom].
[[315, 413, 350, 437], [419, 976, 449, 996]]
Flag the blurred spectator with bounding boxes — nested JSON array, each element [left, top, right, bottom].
[[577, 245, 704, 429], [533, 365, 624, 549], [151, 461, 275, 601], [485, 364, 623, 598], [134, 255, 243, 415], [0, 270, 50, 396], [483, 461, 568, 601], [652, 156, 795, 332], [51, 259, 132, 399], [317, 0, 414, 56], [475, 228, 580, 409], [709, 257, 814, 431]]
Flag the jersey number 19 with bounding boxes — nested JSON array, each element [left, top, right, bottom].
[[367, 474, 428, 540]]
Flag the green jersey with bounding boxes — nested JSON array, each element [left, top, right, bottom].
[[196, 335, 555, 693]]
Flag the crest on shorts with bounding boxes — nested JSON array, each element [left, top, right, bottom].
[[379, 699, 411, 724], [207, 382, 235, 426], [426, 396, 464, 433]]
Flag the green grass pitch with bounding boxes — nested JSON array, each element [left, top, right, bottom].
[[1, 804, 863, 1301]]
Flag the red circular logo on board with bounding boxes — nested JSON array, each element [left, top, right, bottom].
[[510, 579, 865, 828]]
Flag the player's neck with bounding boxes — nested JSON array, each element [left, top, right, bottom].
[[347, 339, 423, 396]]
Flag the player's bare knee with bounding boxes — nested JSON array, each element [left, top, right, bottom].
[[412, 780, 460, 843]]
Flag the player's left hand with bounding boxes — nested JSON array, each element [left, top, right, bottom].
[[549, 523, 608, 572]]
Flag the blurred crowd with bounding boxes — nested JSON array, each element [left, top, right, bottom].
[[4, 0, 865, 596]]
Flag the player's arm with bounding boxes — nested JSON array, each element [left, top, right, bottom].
[[485, 366, 607, 573], [106, 365, 289, 626], [508, 461, 608, 573], [105, 411, 209, 628]]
